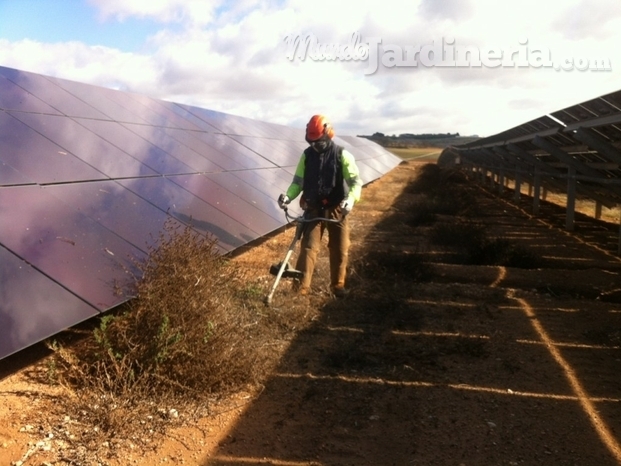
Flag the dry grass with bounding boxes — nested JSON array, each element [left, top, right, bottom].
[[429, 221, 543, 268], [400, 164, 543, 269], [42, 219, 313, 464], [386, 147, 441, 161]]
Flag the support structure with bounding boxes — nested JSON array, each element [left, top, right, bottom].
[[439, 91, 621, 255]]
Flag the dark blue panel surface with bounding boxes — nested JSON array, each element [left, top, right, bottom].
[[11, 112, 159, 179], [160, 101, 223, 132], [0, 111, 108, 184], [0, 74, 62, 115], [231, 136, 304, 167], [0, 161, 34, 186], [47, 75, 150, 124], [178, 105, 270, 137], [161, 128, 241, 171], [43, 180, 173, 254], [122, 124, 224, 173], [356, 161, 383, 184], [118, 94, 206, 131], [225, 170, 295, 222], [0, 245, 99, 360], [194, 132, 277, 169], [233, 168, 296, 201], [117, 177, 256, 251], [169, 173, 281, 236], [0, 66, 109, 119], [76, 119, 196, 175], [0, 185, 143, 309], [364, 155, 397, 174]]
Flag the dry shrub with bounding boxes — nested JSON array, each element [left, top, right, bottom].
[[44, 219, 301, 461], [54, 220, 268, 398], [405, 163, 468, 195]]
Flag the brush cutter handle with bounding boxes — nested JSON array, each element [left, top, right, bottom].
[[284, 206, 343, 224]]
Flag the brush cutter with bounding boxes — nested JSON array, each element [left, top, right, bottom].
[[264, 206, 341, 306]]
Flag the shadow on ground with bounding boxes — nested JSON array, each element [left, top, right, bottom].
[[204, 162, 621, 466]]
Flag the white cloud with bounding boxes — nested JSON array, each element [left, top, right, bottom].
[[418, 0, 474, 21], [1, 0, 620, 138], [552, 0, 621, 41], [0, 39, 157, 92]]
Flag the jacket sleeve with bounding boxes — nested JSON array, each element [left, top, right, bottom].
[[342, 149, 362, 203], [285, 153, 306, 200]]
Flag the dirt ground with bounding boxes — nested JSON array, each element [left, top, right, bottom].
[[2, 160, 621, 465]]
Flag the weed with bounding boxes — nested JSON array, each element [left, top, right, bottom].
[[44, 219, 302, 459]]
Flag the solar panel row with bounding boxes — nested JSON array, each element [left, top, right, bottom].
[[0, 65, 402, 360], [448, 88, 621, 205]]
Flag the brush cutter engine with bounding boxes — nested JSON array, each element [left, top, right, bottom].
[[269, 261, 304, 280]]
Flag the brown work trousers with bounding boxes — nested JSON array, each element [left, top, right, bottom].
[[295, 207, 350, 291]]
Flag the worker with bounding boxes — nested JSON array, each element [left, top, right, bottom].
[[277, 115, 362, 297]]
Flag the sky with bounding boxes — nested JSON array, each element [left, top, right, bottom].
[[0, 0, 620, 138]]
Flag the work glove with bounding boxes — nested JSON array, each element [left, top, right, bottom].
[[278, 194, 290, 209], [340, 198, 354, 216]]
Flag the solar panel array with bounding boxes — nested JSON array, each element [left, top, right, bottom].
[[445, 89, 621, 209], [0, 65, 401, 360]]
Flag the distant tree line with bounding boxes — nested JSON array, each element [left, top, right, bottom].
[[367, 132, 461, 139], [359, 131, 477, 149]]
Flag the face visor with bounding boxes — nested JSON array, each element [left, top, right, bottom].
[[308, 134, 331, 153]]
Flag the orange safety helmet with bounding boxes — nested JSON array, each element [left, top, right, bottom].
[[306, 114, 335, 142]]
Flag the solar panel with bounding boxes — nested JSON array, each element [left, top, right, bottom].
[[0, 65, 402, 360], [0, 67, 108, 120], [551, 91, 621, 126], [47, 75, 154, 124], [121, 124, 225, 173], [0, 185, 143, 309], [0, 160, 33, 186], [0, 245, 99, 361], [0, 74, 62, 115], [200, 131, 279, 170], [0, 112, 110, 184], [10, 112, 159, 179], [76, 119, 197, 175], [42, 181, 173, 253], [449, 86, 621, 210], [231, 135, 303, 167]]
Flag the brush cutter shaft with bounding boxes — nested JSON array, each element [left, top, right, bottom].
[[264, 208, 342, 306], [265, 221, 304, 305]]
